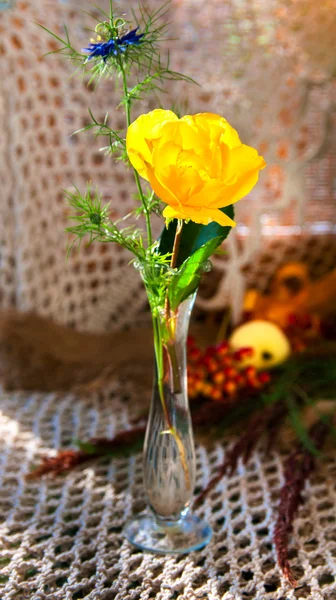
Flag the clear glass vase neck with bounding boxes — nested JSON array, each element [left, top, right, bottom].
[[144, 294, 196, 522], [124, 261, 212, 553]]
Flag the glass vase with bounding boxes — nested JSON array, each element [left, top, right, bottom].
[[124, 265, 212, 554]]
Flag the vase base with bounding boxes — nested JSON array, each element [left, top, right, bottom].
[[124, 512, 212, 555]]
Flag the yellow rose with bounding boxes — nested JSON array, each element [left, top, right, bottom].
[[126, 109, 266, 227]]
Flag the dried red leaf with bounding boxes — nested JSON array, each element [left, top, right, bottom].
[[273, 420, 329, 587], [27, 450, 90, 479], [27, 427, 146, 479], [194, 402, 286, 507], [90, 427, 145, 452]]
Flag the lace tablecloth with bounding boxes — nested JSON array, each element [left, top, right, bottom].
[[0, 385, 335, 600]]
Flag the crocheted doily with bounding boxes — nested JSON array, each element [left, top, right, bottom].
[[0, 386, 335, 600], [0, 0, 335, 328]]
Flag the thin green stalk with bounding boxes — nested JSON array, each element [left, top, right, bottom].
[[166, 340, 181, 393], [119, 59, 153, 248], [152, 312, 173, 428], [152, 310, 191, 490], [164, 219, 183, 392], [152, 313, 164, 385], [170, 219, 183, 269]]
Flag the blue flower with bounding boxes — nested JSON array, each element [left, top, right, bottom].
[[84, 28, 144, 62]]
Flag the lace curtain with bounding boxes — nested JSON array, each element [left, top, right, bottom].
[[0, 0, 335, 329]]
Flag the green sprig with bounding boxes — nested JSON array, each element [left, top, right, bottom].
[[38, 1, 195, 89], [260, 355, 336, 453], [37, 23, 85, 63], [38, 1, 198, 256], [72, 109, 127, 161], [65, 185, 145, 259]]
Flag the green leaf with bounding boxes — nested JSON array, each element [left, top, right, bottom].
[[74, 439, 98, 455], [105, 437, 144, 458], [74, 434, 144, 459], [294, 384, 336, 446], [158, 205, 234, 267], [168, 236, 221, 310], [286, 395, 321, 456]]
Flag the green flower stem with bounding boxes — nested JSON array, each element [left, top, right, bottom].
[[166, 338, 181, 394], [152, 310, 190, 490], [151, 310, 173, 429], [164, 219, 184, 393], [119, 59, 153, 248], [170, 219, 183, 269], [152, 219, 191, 486]]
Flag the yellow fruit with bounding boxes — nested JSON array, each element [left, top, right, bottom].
[[229, 320, 291, 370]]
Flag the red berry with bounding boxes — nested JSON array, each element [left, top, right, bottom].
[[233, 347, 254, 362], [189, 348, 202, 362], [244, 365, 257, 378], [287, 313, 299, 327], [203, 356, 219, 373], [204, 345, 217, 358], [245, 347, 255, 357], [223, 366, 236, 379], [292, 340, 307, 353], [222, 355, 234, 367], [258, 372, 271, 385], [300, 313, 313, 330], [187, 335, 196, 348], [194, 366, 207, 382], [234, 373, 245, 387], [246, 376, 261, 389], [215, 341, 229, 356]]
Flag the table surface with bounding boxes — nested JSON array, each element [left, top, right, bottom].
[[0, 384, 335, 600]]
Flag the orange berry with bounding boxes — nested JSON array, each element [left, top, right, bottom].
[[195, 381, 203, 393], [213, 371, 225, 385], [203, 383, 214, 397], [211, 388, 223, 402], [223, 381, 237, 396]]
